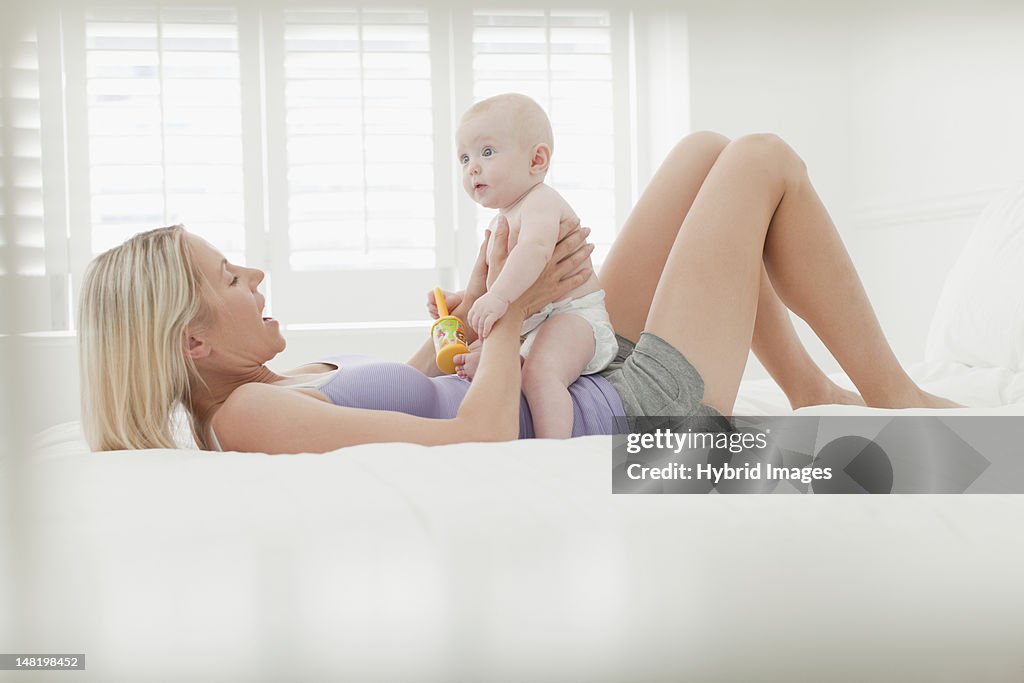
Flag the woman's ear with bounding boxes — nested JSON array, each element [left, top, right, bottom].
[[530, 143, 551, 176], [185, 330, 212, 360]]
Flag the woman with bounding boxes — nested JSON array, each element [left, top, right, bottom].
[[79, 132, 955, 453]]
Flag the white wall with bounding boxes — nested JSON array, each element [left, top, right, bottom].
[[683, 0, 1024, 379]]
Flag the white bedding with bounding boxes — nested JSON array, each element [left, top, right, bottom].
[[15, 360, 1024, 681]]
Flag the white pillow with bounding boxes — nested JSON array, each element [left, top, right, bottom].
[[926, 183, 1024, 370]]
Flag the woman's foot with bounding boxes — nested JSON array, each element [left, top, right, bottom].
[[865, 388, 964, 410], [789, 379, 866, 410]]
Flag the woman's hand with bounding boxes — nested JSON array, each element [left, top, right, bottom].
[[464, 227, 492, 306], [426, 289, 463, 319], [488, 214, 594, 319]]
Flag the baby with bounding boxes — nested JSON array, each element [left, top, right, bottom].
[[455, 93, 618, 438]]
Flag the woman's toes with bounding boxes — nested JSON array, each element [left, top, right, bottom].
[[831, 385, 865, 407], [790, 380, 865, 409]]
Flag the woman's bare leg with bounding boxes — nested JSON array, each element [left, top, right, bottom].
[[642, 133, 954, 413], [602, 131, 862, 409], [752, 266, 864, 409], [602, 131, 732, 342]]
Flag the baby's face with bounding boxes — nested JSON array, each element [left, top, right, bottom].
[[456, 109, 536, 210]]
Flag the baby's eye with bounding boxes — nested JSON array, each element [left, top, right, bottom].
[[459, 154, 469, 165], [482, 147, 494, 157]]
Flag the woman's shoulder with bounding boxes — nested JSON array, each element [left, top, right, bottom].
[[210, 381, 342, 453], [215, 381, 306, 428]]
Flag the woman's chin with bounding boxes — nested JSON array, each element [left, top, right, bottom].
[[267, 321, 287, 352]]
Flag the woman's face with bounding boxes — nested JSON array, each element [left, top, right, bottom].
[[185, 232, 286, 366]]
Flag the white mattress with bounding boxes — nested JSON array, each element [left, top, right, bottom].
[[16, 360, 1024, 681]]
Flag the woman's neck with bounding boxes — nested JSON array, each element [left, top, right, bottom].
[[189, 363, 284, 422]]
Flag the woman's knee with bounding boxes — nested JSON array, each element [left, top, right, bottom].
[[668, 130, 731, 165], [725, 133, 807, 181]]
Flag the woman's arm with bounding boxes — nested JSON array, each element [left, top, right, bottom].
[[216, 221, 594, 454], [215, 308, 527, 453]]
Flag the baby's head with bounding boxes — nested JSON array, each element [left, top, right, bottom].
[[456, 93, 553, 209]]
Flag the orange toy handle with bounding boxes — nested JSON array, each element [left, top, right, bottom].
[[433, 287, 450, 318]]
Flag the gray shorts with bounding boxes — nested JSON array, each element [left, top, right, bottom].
[[599, 332, 723, 418]]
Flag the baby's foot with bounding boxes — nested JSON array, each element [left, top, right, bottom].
[[790, 380, 866, 410], [455, 348, 481, 381]]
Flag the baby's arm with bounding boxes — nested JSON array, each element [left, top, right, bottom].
[[468, 189, 563, 337], [489, 191, 563, 303]]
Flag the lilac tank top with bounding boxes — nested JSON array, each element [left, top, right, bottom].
[[314, 355, 625, 438]]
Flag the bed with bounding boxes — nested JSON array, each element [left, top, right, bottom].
[[14, 185, 1024, 682]]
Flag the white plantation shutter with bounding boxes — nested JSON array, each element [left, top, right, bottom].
[[470, 9, 625, 263], [0, 27, 52, 333], [272, 7, 441, 324], [10, 2, 649, 332], [283, 8, 435, 270], [85, 8, 245, 263]]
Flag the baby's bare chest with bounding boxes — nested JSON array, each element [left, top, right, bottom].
[[488, 200, 577, 252]]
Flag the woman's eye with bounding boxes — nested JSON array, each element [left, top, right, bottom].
[[482, 147, 493, 157], [230, 275, 240, 286]]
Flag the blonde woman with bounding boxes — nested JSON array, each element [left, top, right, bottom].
[[79, 132, 956, 453]]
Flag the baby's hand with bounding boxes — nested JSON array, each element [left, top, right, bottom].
[[467, 292, 509, 339]]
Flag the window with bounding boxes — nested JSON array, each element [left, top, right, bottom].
[[85, 8, 246, 262], [3, 2, 651, 333], [283, 8, 435, 271]]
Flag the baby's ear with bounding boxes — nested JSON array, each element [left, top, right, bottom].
[[529, 143, 551, 176]]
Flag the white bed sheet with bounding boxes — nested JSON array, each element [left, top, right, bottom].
[[734, 359, 1024, 416], [15, 360, 1024, 681]]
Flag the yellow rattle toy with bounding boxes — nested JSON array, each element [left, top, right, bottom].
[[431, 288, 470, 374]]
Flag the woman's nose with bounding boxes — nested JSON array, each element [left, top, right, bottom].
[[250, 268, 265, 288]]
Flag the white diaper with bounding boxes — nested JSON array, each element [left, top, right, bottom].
[[520, 289, 619, 375]]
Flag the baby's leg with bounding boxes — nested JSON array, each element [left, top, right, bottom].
[[522, 314, 596, 439]]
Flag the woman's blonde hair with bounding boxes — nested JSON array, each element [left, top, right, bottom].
[[78, 225, 214, 451]]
